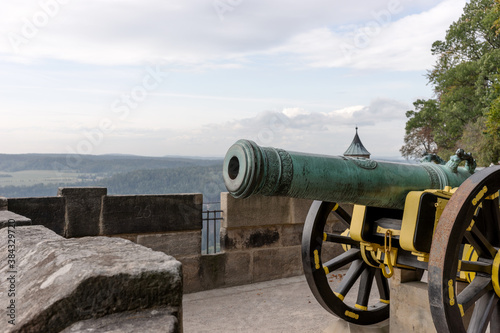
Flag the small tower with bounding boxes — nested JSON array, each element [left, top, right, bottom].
[[343, 127, 371, 159]]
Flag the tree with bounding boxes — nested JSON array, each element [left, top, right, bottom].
[[458, 116, 500, 165], [401, 0, 500, 165], [400, 99, 438, 159]]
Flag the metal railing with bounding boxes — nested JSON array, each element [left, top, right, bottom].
[[202, 204, 222, 254]]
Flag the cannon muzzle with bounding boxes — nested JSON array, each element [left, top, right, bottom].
[[223, 139, 473, 210]]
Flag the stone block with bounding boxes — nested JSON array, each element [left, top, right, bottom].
[[8, 196, 65, 235], [178, 255, 202, 293], [61, 307, 179, 333], [199, 253, 226, 290], [252, 246, 303, 282], [0, 211, 31, 229], [280, 224, 304, 247], [289, 198, 313, 224], [390, 277, 436, 333], [221, 226, 280, 251], [0, 226, 182, 333], [224, 251, 252, 286], [137, 231, 201, 257], [0, 196, 7, 210], [221, 192, 291, 228], [58, 187, 107, 237], [101, 194, 202, 235], [320, 242, 345, 264]]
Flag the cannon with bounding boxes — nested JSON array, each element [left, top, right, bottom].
[[223, 139, 500, 333]]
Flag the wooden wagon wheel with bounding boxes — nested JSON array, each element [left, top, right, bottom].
[[429, 166, 500, 333], [302, 200, 390, 325]]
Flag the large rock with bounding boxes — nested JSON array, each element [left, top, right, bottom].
[[0, 226, 182, 333]]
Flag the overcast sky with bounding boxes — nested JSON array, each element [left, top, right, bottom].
[[0, 0, 466, 158]]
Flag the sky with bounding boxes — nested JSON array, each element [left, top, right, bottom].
[[0, 0, 467, 158]]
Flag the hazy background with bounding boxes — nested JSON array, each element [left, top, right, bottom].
[[0, 0, 466, 158]]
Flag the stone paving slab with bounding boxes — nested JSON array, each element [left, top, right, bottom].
[[183, 273, 387, 333]]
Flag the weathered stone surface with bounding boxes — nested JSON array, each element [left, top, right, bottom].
[[253, 246, 303, 282], [280, 224, 304, 247], [8, 197, 65, 235], [289, 198, 313, 224], [320, 242, 345, 264], [101, 194, 202, 235], [222, 193, 307, 228], [110, 233, 138, 243], [137, 230, 201, 257], [221, 226, 280, 250], [0, 197, 7, 210], [390, 270, 472, 333], [58, 187, 107, 237], [199, 253, 226, 290], [0, 226, 182, 333], [61, 307, 179, 333], [178, 255, 202, 293], [0, 211, 31, 229], [390, 279, 436, 333], [224, 251, 252, 287]]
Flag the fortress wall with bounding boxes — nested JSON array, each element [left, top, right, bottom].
[[6, 188, 204, 293], [7, 196, 65, 234], [219, 193, 351, 287], [219, 193, 310, 286], [5, 188, 349, 293]]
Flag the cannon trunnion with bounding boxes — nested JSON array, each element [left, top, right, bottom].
[[223, 139, 500, 333]]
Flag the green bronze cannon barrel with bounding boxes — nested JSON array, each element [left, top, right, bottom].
[[223, 139, 474, 210]]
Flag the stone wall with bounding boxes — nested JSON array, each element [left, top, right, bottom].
[[6, 188, 203, 293], [219, 193, 312, 285], [5, 188, 339, 293]]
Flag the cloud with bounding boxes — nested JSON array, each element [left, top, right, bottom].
[[1, 97, 410, 157], [0, 0, 463, 71], [270, 0, 466, 70]]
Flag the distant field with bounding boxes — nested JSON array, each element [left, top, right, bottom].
[[0, 170, 100, 186]]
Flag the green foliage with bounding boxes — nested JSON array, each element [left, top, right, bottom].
[[459, 116, 500, 165], [400, 99, 439, 159], [0, 165, 225, 201], [402, 0, 500, 165], [95, 165, 225, 203]]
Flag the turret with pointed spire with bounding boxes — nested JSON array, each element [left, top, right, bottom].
[[343, 127, 370, 159]]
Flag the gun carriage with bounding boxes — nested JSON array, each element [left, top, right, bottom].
[[223, 139, 500, 333]]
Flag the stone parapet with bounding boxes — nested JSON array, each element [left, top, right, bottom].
[[7, 196, 65, 234], [221, 193, 312, 228], [101, 194, 202, 234], [0, 197, 7, 211], [137, 230, 202, 258], [58, 187, 107, 237]]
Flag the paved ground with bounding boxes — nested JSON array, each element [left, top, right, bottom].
[[183, 273, 389, 333]]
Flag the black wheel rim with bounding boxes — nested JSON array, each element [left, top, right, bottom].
[[302, 201, 390, 325]]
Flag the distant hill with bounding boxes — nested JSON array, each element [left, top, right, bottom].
[[95, 165, 225, 202], [0, 153, 222, 174], [0, 153, 225, 201]]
